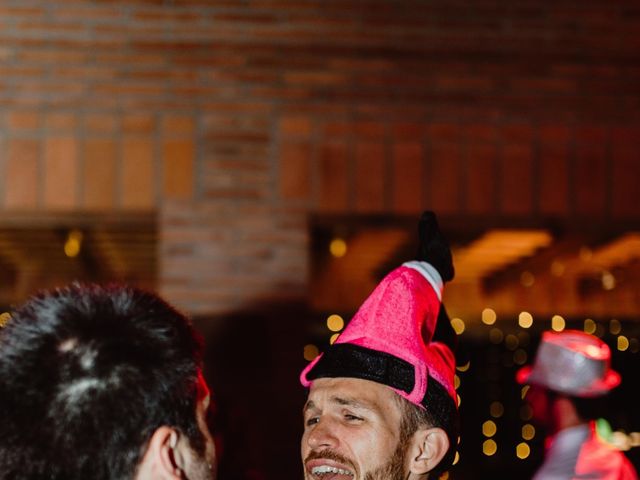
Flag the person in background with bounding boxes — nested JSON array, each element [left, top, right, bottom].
[[299, 211, 459, 480], [0, 283, 216, 480], [517, 330, 637, 480]]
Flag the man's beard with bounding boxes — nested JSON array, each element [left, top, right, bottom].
[[363, 439, 406, 480], [304, 439, 407, 480]]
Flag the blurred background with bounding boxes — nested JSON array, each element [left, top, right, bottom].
[[0, 1, 639, 478]]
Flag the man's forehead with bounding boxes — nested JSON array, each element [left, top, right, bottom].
[[306, 377, 399, 410]]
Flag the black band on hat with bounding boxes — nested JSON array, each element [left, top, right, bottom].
[[306, 343, 415, 395]]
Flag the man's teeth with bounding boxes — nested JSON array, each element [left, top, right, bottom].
[[311, 465, 354, 476]]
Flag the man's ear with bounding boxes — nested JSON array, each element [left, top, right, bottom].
[[407, 427, 450, 476], [139, 426, 187, 479]]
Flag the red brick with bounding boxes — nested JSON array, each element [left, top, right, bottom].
[[8, 111, 41, 130], [465, 124, 498, 144], [318, 143, 349, 212], [280, 142, 312, 201], [539, 124, 572, 144], [611, 126, 640, 146], [539, 148, 570, 216], [46, 112, 77, 131], [123, 114, 156, 134], [163, 139, 194, 200], [466, 146, 497, 214], [576, 125, 608, 144], [324, 122, 352, 138], [611, 149, 640, 218], [163, 115, 196, 136], [4, 139, 40, 208], [354, 143, 385, 212], [280, 116, 313, 137], [354, 122, 386, 139], [427, 123, 461, 143], [500, 147, 534, 215], [392, 143, 424, 213], [82, 139, 117, 209], [85, 114, 117, 133], [427, 146, 461, 214], [574, 146, 608, 216], [43, 137, 79, 209], [390, 122, 424, 141], [122, 138, 156, 209], [501, 124, 534, 143]]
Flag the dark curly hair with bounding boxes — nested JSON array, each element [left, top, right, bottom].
[[0, 283, 205, 480]]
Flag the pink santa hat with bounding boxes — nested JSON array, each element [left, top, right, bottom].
[[300, 212, 457, 408]]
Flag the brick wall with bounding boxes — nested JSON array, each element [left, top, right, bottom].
[[0, 0, 639, 314]]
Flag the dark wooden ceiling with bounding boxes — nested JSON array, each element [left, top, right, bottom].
[[310, 216, 640, 327], [0, 212, 156, 308]]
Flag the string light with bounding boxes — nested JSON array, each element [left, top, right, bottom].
[[483, 439, 497, 456], [489, 328, 504, 344], [520, 271, 535, 287], [64, 229, 83, 258], [584, 318, 596, 334], [518, 312, 533, 329], [482, 308, 497, 325], [482, 420, 497, 437], [329, 238, 347, 258], [601, 271, 616, 290], [490, 401, 504, 418], [610, 319, 622, 335], [551, 315, 565, 332], [329, 333, 340, 345], [450, 317, 465, 335], [303, 344, 319, 361], [513, 349, 527, 365], [516, 442, 530, 459], [505, 334, 519, 351], [326, 314, 344, 332], [522, 424, 535, 440], [456, 361, 471, 372], [618, 336, 630, 352]]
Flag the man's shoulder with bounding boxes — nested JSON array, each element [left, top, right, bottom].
[[576, 432, 638, 479]]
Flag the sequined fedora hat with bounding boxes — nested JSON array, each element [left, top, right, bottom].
[[516, 330, 620, 397]]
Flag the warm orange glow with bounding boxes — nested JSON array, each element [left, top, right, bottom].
[[552, 315, 565, 332], [483, 439, 497, 456], [482, 308, 497, 325], [326, 314, 344, 332], [329, 238, 347, 258], [303, 344, 319, 361]]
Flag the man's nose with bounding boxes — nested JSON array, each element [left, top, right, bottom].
[[307, 418, 339, 449]]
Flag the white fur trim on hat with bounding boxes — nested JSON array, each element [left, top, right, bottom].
[[402, 261, 443, 301]]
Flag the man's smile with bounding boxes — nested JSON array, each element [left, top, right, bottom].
[[306, 457, 355, 479]]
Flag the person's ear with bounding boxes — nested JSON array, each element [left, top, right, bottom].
[[407, 427, 450, 475], [143, 426, 187, 479]]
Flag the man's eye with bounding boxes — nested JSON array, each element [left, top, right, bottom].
[[344, 414, 363, 422], [305, 417, 320, 427]]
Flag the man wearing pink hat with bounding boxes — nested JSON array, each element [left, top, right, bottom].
[[300, 212, 459, 480], [518, 330, 637, 480]]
